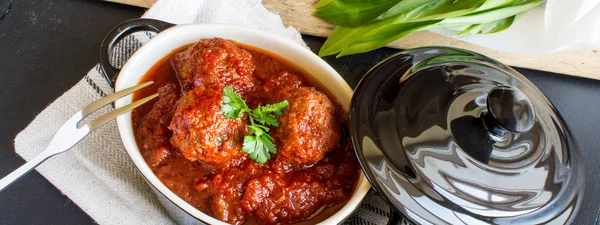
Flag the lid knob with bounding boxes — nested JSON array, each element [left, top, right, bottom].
[[484, 86, 535, 136]]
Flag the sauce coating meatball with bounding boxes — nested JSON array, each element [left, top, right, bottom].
[[261, 71, 307, 99], [172, 38, 256, 95], [274, 87, 341, 165], [135, 83, 179, 168], [195, 161, 265, 225], [245, 71, 308, 108], [169, 86, 247, 166], [241, 172, 332, 224]]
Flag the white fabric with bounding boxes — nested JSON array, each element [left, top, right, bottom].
[[13, 0, 396, 224], [143, 0, 305, 47]]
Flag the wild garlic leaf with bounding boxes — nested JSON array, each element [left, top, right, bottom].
[[319, 0, 487, 57], [455, 15, 517, 36], [376, 0, 486, 22], [440, 0, 544, 25], [319, 16, 406, 57], [374, 0, 432, 21], [337, 20, 441, 57], [413, 0, 487, 21], [313, 0, 336, 9], [313, 0, 401, 27], [315, 0, 545, 57], [319, 19, 392, 57], [475, 0, 520, 12]]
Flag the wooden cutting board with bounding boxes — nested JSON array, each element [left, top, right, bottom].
[[107, 0, 600, 81]]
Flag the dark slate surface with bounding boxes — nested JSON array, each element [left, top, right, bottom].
[[0, 0, 598, 224]]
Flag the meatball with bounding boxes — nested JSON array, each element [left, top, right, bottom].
[[172, 38, 255, 94], [195, 161, 264, 225], [273, 87, 340, 165], [169, 86, 247, 166], [241, 172, 333, 224], [244, 71, 307, 107], [135, 83, 179, 168], [262, 71, 306, 91]]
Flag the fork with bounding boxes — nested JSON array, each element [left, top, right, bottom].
[[0, 81, 158, 192]]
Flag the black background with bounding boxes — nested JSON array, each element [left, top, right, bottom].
[[0, 0, 598, 224]]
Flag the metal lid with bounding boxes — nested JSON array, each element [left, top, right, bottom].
[[349, 47, 584, 224]]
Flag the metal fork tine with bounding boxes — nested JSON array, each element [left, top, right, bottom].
[[81, 81, 154, 116], [87, 93, 158, 130]]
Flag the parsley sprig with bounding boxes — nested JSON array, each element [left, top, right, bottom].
[[220, 86, 288, 164]]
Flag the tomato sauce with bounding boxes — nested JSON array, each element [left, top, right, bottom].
[[131, 39, 359, 225]]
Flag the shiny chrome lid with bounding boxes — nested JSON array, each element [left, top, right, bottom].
[[349, 47, 584, 224]]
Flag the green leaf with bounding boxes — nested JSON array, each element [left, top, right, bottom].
[[220, 86, 249, 118], [253, 111, 280, 126], [314, 0, 486, 27], [242, 136, 263, 163], [313, 0, 401, 27], [242, 134, 276, 164], [319, 25, 376, 57], [316, 0, 546, 57], [220, 104, 237, 117], [376, 0, 487, 22], [258, 100, 289, 116], [248, 124, 268, 135], [220, 86, 288, 164], [251, 101, 288, 126], [313, 0, 337, 9], [319, 0, 487, 57], [337, 20, 440, 57], [455, 15, 517, 36], [440, 0, 544, 25], [475, 0, 519, 12], [319, 16, 407, 57], [374, 0, 430, 21]]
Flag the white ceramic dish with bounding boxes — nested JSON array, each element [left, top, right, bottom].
[[104, 19, 371, 224]]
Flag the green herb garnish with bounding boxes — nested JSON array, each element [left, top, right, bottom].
[[313, 0, 545, 57], [220, 86, 289, 164]]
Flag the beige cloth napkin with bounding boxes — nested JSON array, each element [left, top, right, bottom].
[[14, 0, 401, 224]]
